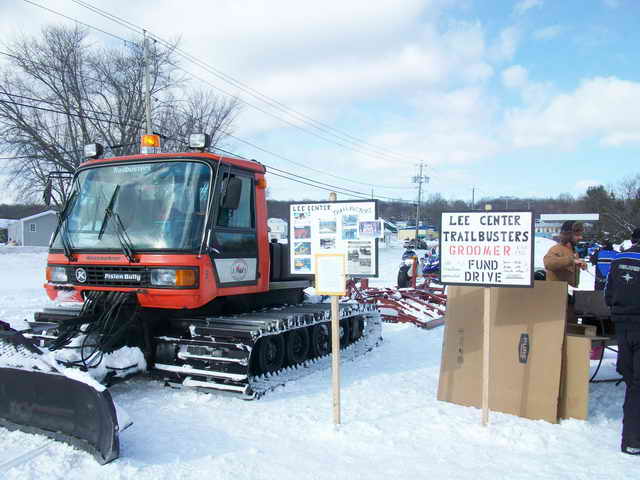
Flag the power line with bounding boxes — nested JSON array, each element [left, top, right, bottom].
[[0, 98, 409, 201], [22, 0, 136, 46], [3, 5, 419, 199], [0, 97, 144, 130], [65, 0, 418, 166], [0, 92, 139, 125], [1, 96, 415, 202], [67, 0, 406, 165], [20, 0, 418, 189]]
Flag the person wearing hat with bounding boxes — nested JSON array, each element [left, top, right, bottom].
[[605, 226, 640, 454], [543, 220, 588, 287]]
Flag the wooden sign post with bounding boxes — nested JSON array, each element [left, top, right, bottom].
[[482, 287, 492, 426], [314, 253, 346, 425]]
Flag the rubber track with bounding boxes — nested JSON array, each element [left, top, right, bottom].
[[153, 303, 382, 398]]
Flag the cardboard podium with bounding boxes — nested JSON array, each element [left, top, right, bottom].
[[437, 281, 589, 423]]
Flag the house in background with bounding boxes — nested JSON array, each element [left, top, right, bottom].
[[536, 213, 599, 239], [0, 219, 17, 244], [7, 210, 58, 246], [398, 223, 439, 242]]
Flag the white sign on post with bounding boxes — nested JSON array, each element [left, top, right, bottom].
[[439, 211, 534, 287], [314, 252, 346, 426], [314, 254, 346, 296], [289, 200, 378, 277]]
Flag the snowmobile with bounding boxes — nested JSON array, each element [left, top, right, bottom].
[[0, 134, 382, 464], [420, 254, 440, 275]]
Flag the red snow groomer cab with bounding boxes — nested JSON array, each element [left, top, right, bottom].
[[0, 134, 381, 464]]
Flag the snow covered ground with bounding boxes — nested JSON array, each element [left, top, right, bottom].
[[0, 241, 632, 479]]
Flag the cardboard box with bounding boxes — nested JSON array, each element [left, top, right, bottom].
[[437, 281, 568, 423], [558, 334, 591, 420]]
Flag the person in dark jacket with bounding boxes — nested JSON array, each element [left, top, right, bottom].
[[605, 227, 640, 455], [592, 239, 616, 290]]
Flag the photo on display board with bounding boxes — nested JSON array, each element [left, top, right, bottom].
[[348, 240, 372, 274], [342, 228, 358, 240], [358, 220, 382, 239], [342, 215, 358, 227], [293, 257, 311, 272], [294, 226, 311, 239], [294, 242, 311, 255], [319, 220, 337, 234], [320, 238, 336, 249], [293, 211, 309, 221]]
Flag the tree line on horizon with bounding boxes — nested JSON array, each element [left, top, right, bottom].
[[267, 179, 640, 244]]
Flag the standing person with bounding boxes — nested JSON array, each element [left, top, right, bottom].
[[543, 221, 588, 323], [605, 227, 640, 455], [543, 221, 588, 287], [591, 239, 617, 291]]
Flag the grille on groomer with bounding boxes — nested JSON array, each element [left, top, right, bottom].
[[71, 265, 150, 287]]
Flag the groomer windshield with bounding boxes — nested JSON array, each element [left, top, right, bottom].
[[51, 160, 212, 252]]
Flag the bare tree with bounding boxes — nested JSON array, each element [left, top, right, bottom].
[[0, 25, 240, 207], [158, 90, 240, 153]]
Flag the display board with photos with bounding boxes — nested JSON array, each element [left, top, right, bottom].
[[289, 200, 380, 277]]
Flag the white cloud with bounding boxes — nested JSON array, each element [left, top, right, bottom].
[[504, 77, 640, 149], [514, 0, 543, 16], [601, 132, 640, 146], [489, 27, 521, 62], [502, 65, 528, 89], [533, 25, 564, 40]]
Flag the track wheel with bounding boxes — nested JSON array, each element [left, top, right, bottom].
[[255, 335, 285, 374], [310, 323, 330, 358], [350, 317, 364, 342], [340, 319, 351, 349], [285, 328, 310, 365]]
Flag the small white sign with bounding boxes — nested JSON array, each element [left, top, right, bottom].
[[440, 211, 534, 287], [314, 254, 346, 296]]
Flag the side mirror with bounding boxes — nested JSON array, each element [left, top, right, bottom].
[[43, 178, 52, 206], [222, 177, 242, 210]]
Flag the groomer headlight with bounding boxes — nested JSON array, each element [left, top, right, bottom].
[[151, 268, 197, 287], [84, 143, 104, 159], [46, 266, 68, 283], [188, 133, 211, 151]]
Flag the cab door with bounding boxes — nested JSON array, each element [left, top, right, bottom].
[[209, 165, 259, 287]]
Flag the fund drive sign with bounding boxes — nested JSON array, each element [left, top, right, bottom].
[[439, 211, 534, 287]]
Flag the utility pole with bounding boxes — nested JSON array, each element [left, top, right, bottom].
[[143, 29, 152, 135], [472, 187, 475, 211], [413, 162, 429, 242]]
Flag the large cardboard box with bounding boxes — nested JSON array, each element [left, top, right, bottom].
[[558, 335, 591, 420], [437, 281, 568, 423]]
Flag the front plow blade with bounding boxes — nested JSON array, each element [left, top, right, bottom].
[[0, 333, 120, 464]]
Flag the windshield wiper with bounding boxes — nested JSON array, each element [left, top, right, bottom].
[[98, 185, 120, 240], [110, 211, 138, 263], [97, 185, 138, 263], [51, 191, 78, 261]]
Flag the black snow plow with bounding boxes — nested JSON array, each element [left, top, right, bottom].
[[0, 328, 121, 464]]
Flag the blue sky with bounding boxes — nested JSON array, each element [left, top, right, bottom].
[[1, 0, 639, 205]]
